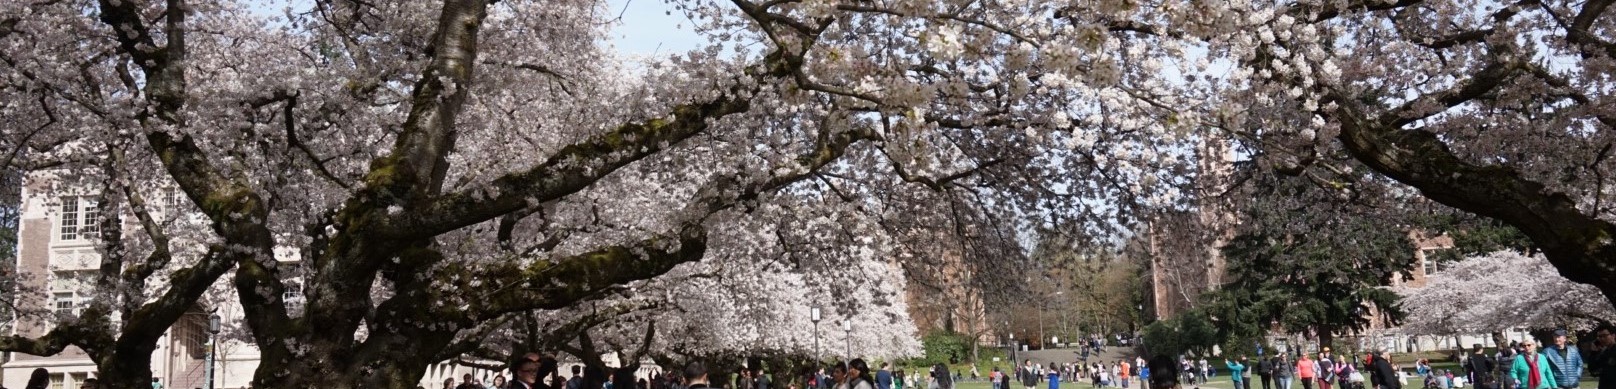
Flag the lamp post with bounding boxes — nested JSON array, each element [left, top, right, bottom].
[[842, 320, 852, 358], [1009, 332, 1016, 366], [812, 306, 822, 360], [206, 313, 221, 389]]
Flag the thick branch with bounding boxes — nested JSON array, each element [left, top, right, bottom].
[[381, 0, 489, 196], [1330, 91, 1616, 307], [0, 328, 77, 356], [475, 226, 709, 315], [395, 94, 752, 240], [118, 247, 237, 350]]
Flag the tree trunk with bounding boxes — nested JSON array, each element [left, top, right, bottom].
[[1491, 332, 1507, 349], [94, 345, 159, 389]]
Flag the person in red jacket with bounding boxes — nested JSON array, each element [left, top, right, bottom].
[[1297, 355, 1318, 389]]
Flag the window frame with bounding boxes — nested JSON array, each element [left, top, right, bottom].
[[55, 196, 100, 243]]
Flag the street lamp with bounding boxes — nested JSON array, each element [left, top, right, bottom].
[[842, 320, 852, 357], [811, 306, 822, 360], [1009, 332, 1016, 366], [206, 313, 221, 389]]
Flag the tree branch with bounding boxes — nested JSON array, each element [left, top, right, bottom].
[[0, 327, 78, 356], [1329, 79, 1616, 305], [377, 0, 490, 197]]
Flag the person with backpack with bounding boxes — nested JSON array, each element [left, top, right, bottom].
[[1319, 349, 1337, 389]]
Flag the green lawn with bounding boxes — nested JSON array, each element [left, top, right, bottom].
[[942, 376, 1246, 389]]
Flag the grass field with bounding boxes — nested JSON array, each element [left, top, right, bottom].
[[931, 376, 1247, 389], [929, 370, 1598, 389]]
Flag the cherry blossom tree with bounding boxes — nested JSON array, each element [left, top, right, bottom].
[[0, 0, 1198, 388], [1191, 0, 1616, 306], [1392, 250, 1616, 335]]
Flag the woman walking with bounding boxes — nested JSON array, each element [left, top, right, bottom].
[[1298, 354, 1318, 389]]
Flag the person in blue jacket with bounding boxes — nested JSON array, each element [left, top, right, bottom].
[[1048, 365, 1061, 389], [1542, 330, 1583, 388], [1226, 356, 1249, 389]]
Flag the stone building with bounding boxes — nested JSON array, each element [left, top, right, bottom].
[[1, 173, 493, 388]]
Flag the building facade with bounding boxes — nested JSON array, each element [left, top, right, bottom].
[[2, 174, 498, 388]]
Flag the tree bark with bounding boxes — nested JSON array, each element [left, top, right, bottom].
[[1327, 48, 1616, 314]]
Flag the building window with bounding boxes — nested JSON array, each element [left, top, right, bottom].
[[1422, 257, 1439, 275], [53, 292, 76, 316], [48, 373, 64, 389], [58, 197, 99, 241], [283, 281, 306, 315]]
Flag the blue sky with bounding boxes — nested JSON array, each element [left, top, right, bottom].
[[605, 0, 705, 57]]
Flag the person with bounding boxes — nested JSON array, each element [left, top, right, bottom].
[[1497, 347, 1519, 389], [152, 378, 164, 389], [1585, 324, 1615, 389], [77, 379, 98, 389], [1299, 354, 1319, 389], [1120, 360, 1131, 389], [758, 366, 774, 389], [570, 366, 586, 389], [461, 374, 486, 389], [929, 363, 951, 389], [1048, 363, 1062, 389], [849, 360, 876, 389], [1147, 356, 1180, 389], [834, 362, 850, 389], [1227, 356, 1249, 389], [992, 367, 1003, 389], [1510, 340, 1558, 389], [494, 375, 509, 389], [1320, 349, 1336, 389], [1338, 361, 1359, 389], [1023, 360, 1041, 389], [1139, 363, 1151, 389], [878, 363, 894, 389], [1464, 344, 1496, 389], [1369, 350, 1400, 389], [1541, 330, 1582, 388], [1276, 355, 1294, 389], [512, 358, 545, 389], [895, 369, 906, 389], [1259, 354, 1276, 389], [25, 368, 49, 389], [688, 362, 715, 389]]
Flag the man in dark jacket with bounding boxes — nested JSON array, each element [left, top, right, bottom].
[[1588, 324, 1616, 389], [1465, 344, 1496, 389], [1369, 350, 1400, 389], [1020, 360, 1040, 389], [1258, 356, 1274, 389]]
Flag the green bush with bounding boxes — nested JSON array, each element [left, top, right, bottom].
[[1141, 309, 1219, 358], [920, 331, 972, 365]]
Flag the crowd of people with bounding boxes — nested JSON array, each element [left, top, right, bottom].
[[16, 325, 1614, 389], [1170, 324, 1616, 389]]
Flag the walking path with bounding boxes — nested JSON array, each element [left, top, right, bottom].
[[1016, 346, 1136, 366]]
